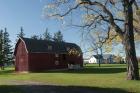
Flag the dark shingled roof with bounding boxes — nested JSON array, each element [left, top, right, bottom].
[[19, 37, 82, 54]]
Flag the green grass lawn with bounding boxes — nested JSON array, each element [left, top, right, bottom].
[[0, 64, 140, 93]]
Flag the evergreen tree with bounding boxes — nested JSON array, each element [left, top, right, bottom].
[[31, 34, 43, 40], [53, 30, 63, 42], [0, 28, 13, 69], [43, 28, 52, 40], [39, 34, 43, 40], [3, 28, 13, 66], [16, 27, 25, 43], [31, 35, 39, 40], [0, 30, 4, 70], [17, 27, 25, 38]]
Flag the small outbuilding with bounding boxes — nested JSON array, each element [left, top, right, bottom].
[[14, 37, 83, 72], [89, 55, 103, 64], [89, 54, 115, 64]]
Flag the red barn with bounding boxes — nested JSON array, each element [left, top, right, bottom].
[[14, 37, 83, 72]]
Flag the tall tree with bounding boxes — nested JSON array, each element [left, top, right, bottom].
[[17, 27, 25, 38], [45, 0, 140, 80], [0, 30, 4, 70], [53, 30, 64, 42], [31, 35, 39, 40], [43, 28, 52, 40], [3, 28, 13, 66]]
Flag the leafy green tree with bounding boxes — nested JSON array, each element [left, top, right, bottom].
[[53, 30, 63, 42], [43, 28, 52, 40], [44, 0, 140, 80]]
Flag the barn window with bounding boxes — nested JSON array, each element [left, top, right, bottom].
[[48, 45, 52, 50], [55, 54, 59, 57], [55, 60, 59, 65]]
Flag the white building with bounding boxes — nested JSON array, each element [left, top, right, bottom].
[[89, 56, 97, 63], [88, 55, 103, 64], [88, 54, 114, 64]]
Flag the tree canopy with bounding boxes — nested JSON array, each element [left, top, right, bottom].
[[0, 28, 13, 70], [17, 27, 25, 38], [53, 30, 64, 42], [44, 0, 140, 80], [43, 28, 52, 40]]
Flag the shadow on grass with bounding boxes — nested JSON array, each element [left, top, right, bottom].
[[85, 64, 126, 68], [0, 85, 129, 93], [44, 67, 126, 74], [0, 69, 14, 75], [0, 65, 127, 74]]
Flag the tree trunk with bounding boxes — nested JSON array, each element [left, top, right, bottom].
[[123, 2, 139, 80], [96, 51, 101, 67], [99, 47, 103, 67], [98, 55, 101, 67]]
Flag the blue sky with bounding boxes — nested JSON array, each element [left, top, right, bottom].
[[0, 0, 139, 57], [0, 0, 81, 47]]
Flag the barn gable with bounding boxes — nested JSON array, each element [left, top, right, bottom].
[[14, 37, 28, 56], [14, 37, 29, 71]]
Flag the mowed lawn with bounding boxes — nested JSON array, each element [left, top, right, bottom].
[[0, 64, 140, 93]]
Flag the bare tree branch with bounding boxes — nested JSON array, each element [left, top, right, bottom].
[[114, 18, 124, 22], [50, 1, 124, 38]]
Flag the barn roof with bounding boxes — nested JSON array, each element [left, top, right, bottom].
[[14, 37, 82, 54]]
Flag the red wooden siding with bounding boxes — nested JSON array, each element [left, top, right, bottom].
[[28, 53, 69, 71], [28, 53, 55, 71], [28, 53, 83, 71], [15, 40, 28, 71]]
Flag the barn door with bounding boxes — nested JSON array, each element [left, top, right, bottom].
[[62, 54, 66, 61]]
